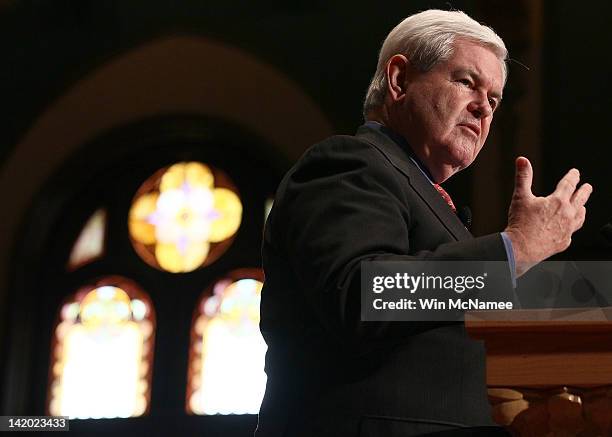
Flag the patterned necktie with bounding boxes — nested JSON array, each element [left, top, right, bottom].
[[433, 184, 456, 213]]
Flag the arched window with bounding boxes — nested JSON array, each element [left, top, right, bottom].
[[6, 117, 281, 435], [67, 209, 107, 271], [48, 277, 155, 419], [187, 270, 266, 415]]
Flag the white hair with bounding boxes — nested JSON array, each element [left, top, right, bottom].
[[363, 9, 508, 118]]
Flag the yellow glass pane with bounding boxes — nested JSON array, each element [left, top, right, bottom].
[[80, 287, 131, 327], [181, 241, 210, 272], [129, 193, 158, 219], [155, 242, 210, 273], [159, 163, 187, 192], [128, 221, 156, 245], [129, 193, 159, 245], [208, 188, 243, 243], [155, 243, 183, 273], [185, 162, 214, 189]]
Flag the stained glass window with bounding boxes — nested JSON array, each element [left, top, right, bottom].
[[67, 209, 106, 270], [48, 278, 155, 419], [187, 272, 267, 415], [128, 162, 242, 273]]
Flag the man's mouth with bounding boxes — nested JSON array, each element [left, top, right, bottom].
[[458, 123, 480, 137]]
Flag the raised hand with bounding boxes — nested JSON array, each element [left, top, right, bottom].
[[504, 157, 593, 276]]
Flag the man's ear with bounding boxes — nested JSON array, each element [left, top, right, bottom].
[[386, 54, 409, 103]]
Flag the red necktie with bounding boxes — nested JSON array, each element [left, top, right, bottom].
[[433, 184, 456, 213]]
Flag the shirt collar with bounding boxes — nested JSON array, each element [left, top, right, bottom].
[[363, 121, 434, 183]]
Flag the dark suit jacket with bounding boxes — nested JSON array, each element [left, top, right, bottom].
[[256, 125, 510, 436]]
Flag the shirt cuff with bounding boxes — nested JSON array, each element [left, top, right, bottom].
[[501, 231, 517, 288]]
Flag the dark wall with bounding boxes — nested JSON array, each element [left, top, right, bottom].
[[0, 0, 469, 162], [542, 0, 612, 252]]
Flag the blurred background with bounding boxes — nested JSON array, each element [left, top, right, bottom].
[[0, 0, 610, 435]]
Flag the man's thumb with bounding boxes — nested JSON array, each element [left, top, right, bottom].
[[514, 156, 533, 196]]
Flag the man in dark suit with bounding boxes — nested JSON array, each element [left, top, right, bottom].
[[256, 9, 592, 437]]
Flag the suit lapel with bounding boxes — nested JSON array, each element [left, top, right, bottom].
[[356, 125, 473, 241]]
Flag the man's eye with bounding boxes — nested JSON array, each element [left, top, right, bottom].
[[458, 78, 472, 87], [488, 98, 498, 109]]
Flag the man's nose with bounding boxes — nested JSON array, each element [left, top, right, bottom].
[[467, 94, 492, 119]]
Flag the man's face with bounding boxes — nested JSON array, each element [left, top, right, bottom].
[[390, 39, 504, 182]]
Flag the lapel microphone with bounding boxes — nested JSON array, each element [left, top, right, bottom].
[[457, 206, 472, 229]]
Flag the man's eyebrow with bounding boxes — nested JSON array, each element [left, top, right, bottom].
[[455, 68, 503, 101]]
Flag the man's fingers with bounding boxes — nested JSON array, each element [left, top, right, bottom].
[[574, 206, 587, 231], [571, 182, 593, 207], [555, 168, 580, 199], [513, 156, 533, 198]]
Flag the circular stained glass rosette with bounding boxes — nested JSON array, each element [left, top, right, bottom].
[[128, 162, 242, 273]]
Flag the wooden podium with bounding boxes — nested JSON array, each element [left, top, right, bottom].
[[466, 308, 612, 436]]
